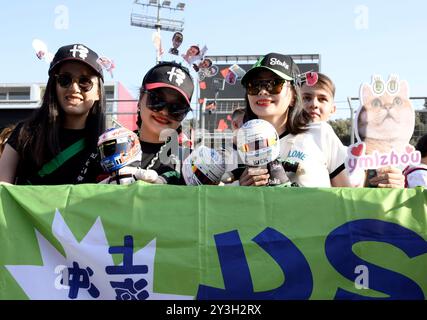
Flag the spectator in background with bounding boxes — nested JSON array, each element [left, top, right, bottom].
[[0, 44, 106, 184], [403, 134, 427, 187], [301, 72, 336, 122], [231, 108, 245, 131], [220, 108, 246, 184], [231, 108, 245, 145]]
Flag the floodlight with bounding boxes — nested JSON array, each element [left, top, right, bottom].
[[176, 2, 185, 10]]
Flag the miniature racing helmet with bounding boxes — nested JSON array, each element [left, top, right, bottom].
[[98, 127, 142, 173], [236, 119, 280, 166], [182, 146, 226, 186]]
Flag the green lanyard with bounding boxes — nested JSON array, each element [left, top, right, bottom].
[[37, 138, 86, 177]]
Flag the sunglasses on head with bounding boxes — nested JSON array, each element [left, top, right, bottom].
[[55, 73, 95, 92], [145, 90, 190, 122], [246, 79, 288, 95]]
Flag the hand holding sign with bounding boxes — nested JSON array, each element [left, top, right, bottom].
[[345, 74, 419, 188]]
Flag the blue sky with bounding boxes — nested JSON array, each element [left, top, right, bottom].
[[1, 0, 427, 119]]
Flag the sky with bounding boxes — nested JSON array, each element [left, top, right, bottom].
[[1, 0, 427, 120]]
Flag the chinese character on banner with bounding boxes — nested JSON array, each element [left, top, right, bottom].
[[106, 236, 148, 274], [110, 278, 149, 300], [63, 261, 100, 299], [106, 235, 150, 300]]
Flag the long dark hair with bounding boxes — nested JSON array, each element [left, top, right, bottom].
[[16, 71, 106, 166], [243, 82, 311, 135]]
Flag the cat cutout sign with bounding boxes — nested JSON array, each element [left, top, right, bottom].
[[346, 74, 420, 174]]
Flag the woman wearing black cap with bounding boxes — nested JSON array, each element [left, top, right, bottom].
[[233, 52, 351, 187], [231, 52, 404, 188], [0, 44, 106, 185], [135, 61, 194, 184]]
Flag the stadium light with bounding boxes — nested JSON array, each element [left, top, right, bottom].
[[176, 2, 185, 10], [131, 1, 185, 32], [131, 0, 186, 62]]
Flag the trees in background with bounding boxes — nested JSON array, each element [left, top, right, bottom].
[[328, 111, 427, 147], [328, 118, 352, 146]]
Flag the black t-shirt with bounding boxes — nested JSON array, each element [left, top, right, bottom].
[[139, 140, 185, 185], [8, 124, 103, 185]]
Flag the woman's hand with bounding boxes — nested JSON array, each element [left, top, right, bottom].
[[239, 167, 270, 186], [368, 166, 405, 188]]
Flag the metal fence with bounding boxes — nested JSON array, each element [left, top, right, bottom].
[[346, 97, 427, 145], [193, 96, 427, 147], [2, 96, 427, 146]]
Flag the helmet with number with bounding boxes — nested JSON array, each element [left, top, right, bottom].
[[182, 146, 225, 186], [98, 127, 142, 173], [236, 119, 280, 166]]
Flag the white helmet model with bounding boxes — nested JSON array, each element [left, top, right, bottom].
[[236, 119, 280, 166], [98, 127, 142, 173], [182, 145, 226, 185]]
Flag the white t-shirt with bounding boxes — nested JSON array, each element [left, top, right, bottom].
[[225, 121, 348, 187], [279, 122, 347, 187], [405, 164, 427, 188]]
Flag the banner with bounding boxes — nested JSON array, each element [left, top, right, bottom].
[[1, 184, 426, 300]]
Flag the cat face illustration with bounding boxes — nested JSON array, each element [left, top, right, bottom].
[[356, 76, 414, 153]]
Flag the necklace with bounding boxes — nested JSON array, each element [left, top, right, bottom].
[[139, 125, 179, 170], [146, 142, 168, 170]]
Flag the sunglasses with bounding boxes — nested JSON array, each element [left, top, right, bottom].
[[55, 73, 95, 92], [145, 90, 190, 122], [246, 79, 288, 95]]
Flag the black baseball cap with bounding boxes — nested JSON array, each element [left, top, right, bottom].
[[143, 62, 194, 106], [48, 44, 104, 80], [241, 53, 300, 86]]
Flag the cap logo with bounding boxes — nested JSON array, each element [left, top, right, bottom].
[[167, 66, 186, 86], [69, 44, 89, 60], [269, 57, 289, 70]]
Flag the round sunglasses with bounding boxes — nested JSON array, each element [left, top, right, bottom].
[[55, 73, 95, 92], [145, 90, 190, 122], [246, 79, 288, 95]]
